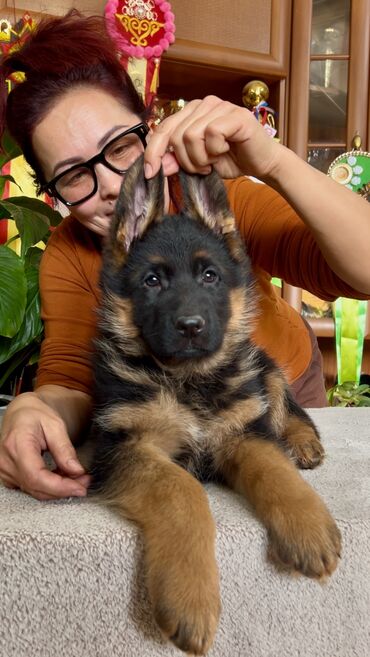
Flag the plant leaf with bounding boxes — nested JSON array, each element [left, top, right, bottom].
[[0, 201, 50, 257], [0, 342, 39, 390], [355, 395, 370, 406], [356, 384, 370, 395], [6, 196, 62, 227], [0, 264, 43, 365], [0, 130, 22, 167], [25, 246, 44, 269], [0, 174, 19, 198], [0, 245, 27, 338], [0, 201, 12, 219]]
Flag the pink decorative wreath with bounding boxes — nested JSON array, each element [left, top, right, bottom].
[[104, 0, 175, 59]]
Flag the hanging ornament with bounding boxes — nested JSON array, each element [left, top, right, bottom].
[[104, 0, 175, 106], [0, 14, 44, 252], [328, 148, 370, 201], [0, 13, 36, 91]]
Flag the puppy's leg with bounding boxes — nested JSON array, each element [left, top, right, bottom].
[[265, 371, 324, 469], [219, 437, 341, 579], [283, 394, 325, 469], [101, 442, 220, 656], [283, 414, 325, 469]]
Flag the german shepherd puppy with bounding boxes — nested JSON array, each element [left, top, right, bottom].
[[90, 156, 341, 655]]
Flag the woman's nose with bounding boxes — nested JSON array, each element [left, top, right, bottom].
[[95, 163, 123, 200]]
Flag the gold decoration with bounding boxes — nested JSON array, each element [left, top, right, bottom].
[[118, 14, 164, 46], [242, 80, 269, 110], [242, 80, 277, 136], [351, 134, 362, 150]]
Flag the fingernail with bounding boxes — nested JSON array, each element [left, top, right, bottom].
[[67, 458, 84, 472], [72, 489, 87, 497], [144, 162, 152, 179]]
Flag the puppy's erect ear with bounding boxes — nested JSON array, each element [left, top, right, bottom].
[[180, 169, 236, 235], [109, 154, 165, 264]]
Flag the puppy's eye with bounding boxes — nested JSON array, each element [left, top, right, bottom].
[[202, 268, 219, 284], [144, 273, 161, 287]]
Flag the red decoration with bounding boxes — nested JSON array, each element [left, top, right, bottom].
[[104, 0, 175, 105]]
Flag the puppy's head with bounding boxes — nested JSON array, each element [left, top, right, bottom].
[[101, 156, 255, 365]]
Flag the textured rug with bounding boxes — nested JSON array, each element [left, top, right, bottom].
[[0, 407, 369, 657]]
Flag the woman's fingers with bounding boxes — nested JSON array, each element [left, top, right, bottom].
[[42, 415, 86, 477], [0, 419, 89, 500], [0, 441, 88, 500], [20, 442, 88, 499], [145, 97, 224, 176], [0, 391, 92, 501], [26, 464, 88, 501], [145, 95, 280, 181]]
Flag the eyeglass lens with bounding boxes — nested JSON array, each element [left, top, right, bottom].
[[55, 131, 145, 205]]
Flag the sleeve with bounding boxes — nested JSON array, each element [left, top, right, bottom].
[[35, 218, 101, 395], [225, 176, 369, 302]]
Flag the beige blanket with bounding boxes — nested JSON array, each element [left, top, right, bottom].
[[0, 407, 369, 657]]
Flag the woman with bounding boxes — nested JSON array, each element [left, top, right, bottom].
[[0, 11, 369, 501]]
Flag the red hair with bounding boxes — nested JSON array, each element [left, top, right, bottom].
[[0, 10, 149, 190]]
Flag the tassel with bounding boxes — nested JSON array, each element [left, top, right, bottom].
[[150, 57, 160, 94]]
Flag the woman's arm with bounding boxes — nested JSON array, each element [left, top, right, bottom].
[[145, 96, 370, 295], [1, 216, 100, 501], [0, 385, 92, 500], [265, 145, 370, 295]]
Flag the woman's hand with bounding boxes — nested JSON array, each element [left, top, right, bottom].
[[0, 391, 90, 500], [144, 95, 281, 181], [145, 95, 370, 294]]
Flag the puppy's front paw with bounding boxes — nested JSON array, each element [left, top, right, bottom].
[[268, 496, 341, 580], [284, 421, 325, 470], [149, 553, 220, 655], [290, 433, 325, 470]]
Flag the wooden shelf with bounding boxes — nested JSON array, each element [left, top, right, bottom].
[[307, 317, 335, 338]]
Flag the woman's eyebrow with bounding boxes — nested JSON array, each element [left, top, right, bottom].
[[52, 156, 82, 176], [97, 124, 130, 149], [52, 125, 131, 175]]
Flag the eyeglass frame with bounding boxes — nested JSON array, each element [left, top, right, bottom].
[[42, 122, 149, 207]]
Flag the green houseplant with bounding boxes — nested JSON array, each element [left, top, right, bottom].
[[327, 380, 370, 407], [0, 132, 62, 396]]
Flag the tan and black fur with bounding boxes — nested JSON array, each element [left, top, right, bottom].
[[90, 156, 341, 655]]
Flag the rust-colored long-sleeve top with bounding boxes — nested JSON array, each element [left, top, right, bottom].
[[36, 176, 366, 393]]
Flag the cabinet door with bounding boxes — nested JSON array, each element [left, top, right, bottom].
[[160, 0, 292, 106], [0, 0, 103, 16]]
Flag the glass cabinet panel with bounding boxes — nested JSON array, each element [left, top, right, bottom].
[[309, 59, 348, 143], [311, 0, 350, 55], [307, 146, 345, 173]]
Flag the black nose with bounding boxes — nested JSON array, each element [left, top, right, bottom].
[[176, 315, 205, 337]]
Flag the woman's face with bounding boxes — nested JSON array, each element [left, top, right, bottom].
[[32, 86, 145, 237]]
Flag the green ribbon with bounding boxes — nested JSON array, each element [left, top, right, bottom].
[[334, 298, 367, 384], [271, 277, 282, 288]]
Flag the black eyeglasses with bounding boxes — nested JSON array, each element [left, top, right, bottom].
[[43, 122, 149, 207]]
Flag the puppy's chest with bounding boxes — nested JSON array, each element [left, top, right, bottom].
[[164, 376, 265, 449]]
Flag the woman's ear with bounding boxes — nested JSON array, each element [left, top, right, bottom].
[[109, 153, 165, 266]]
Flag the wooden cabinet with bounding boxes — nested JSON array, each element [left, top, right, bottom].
[[160, 0, 292, 142], [285, 0, 370, 384], [0, 0, 102, 16]]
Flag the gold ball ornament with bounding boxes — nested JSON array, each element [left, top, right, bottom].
[[242, 80, 269, 110]]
